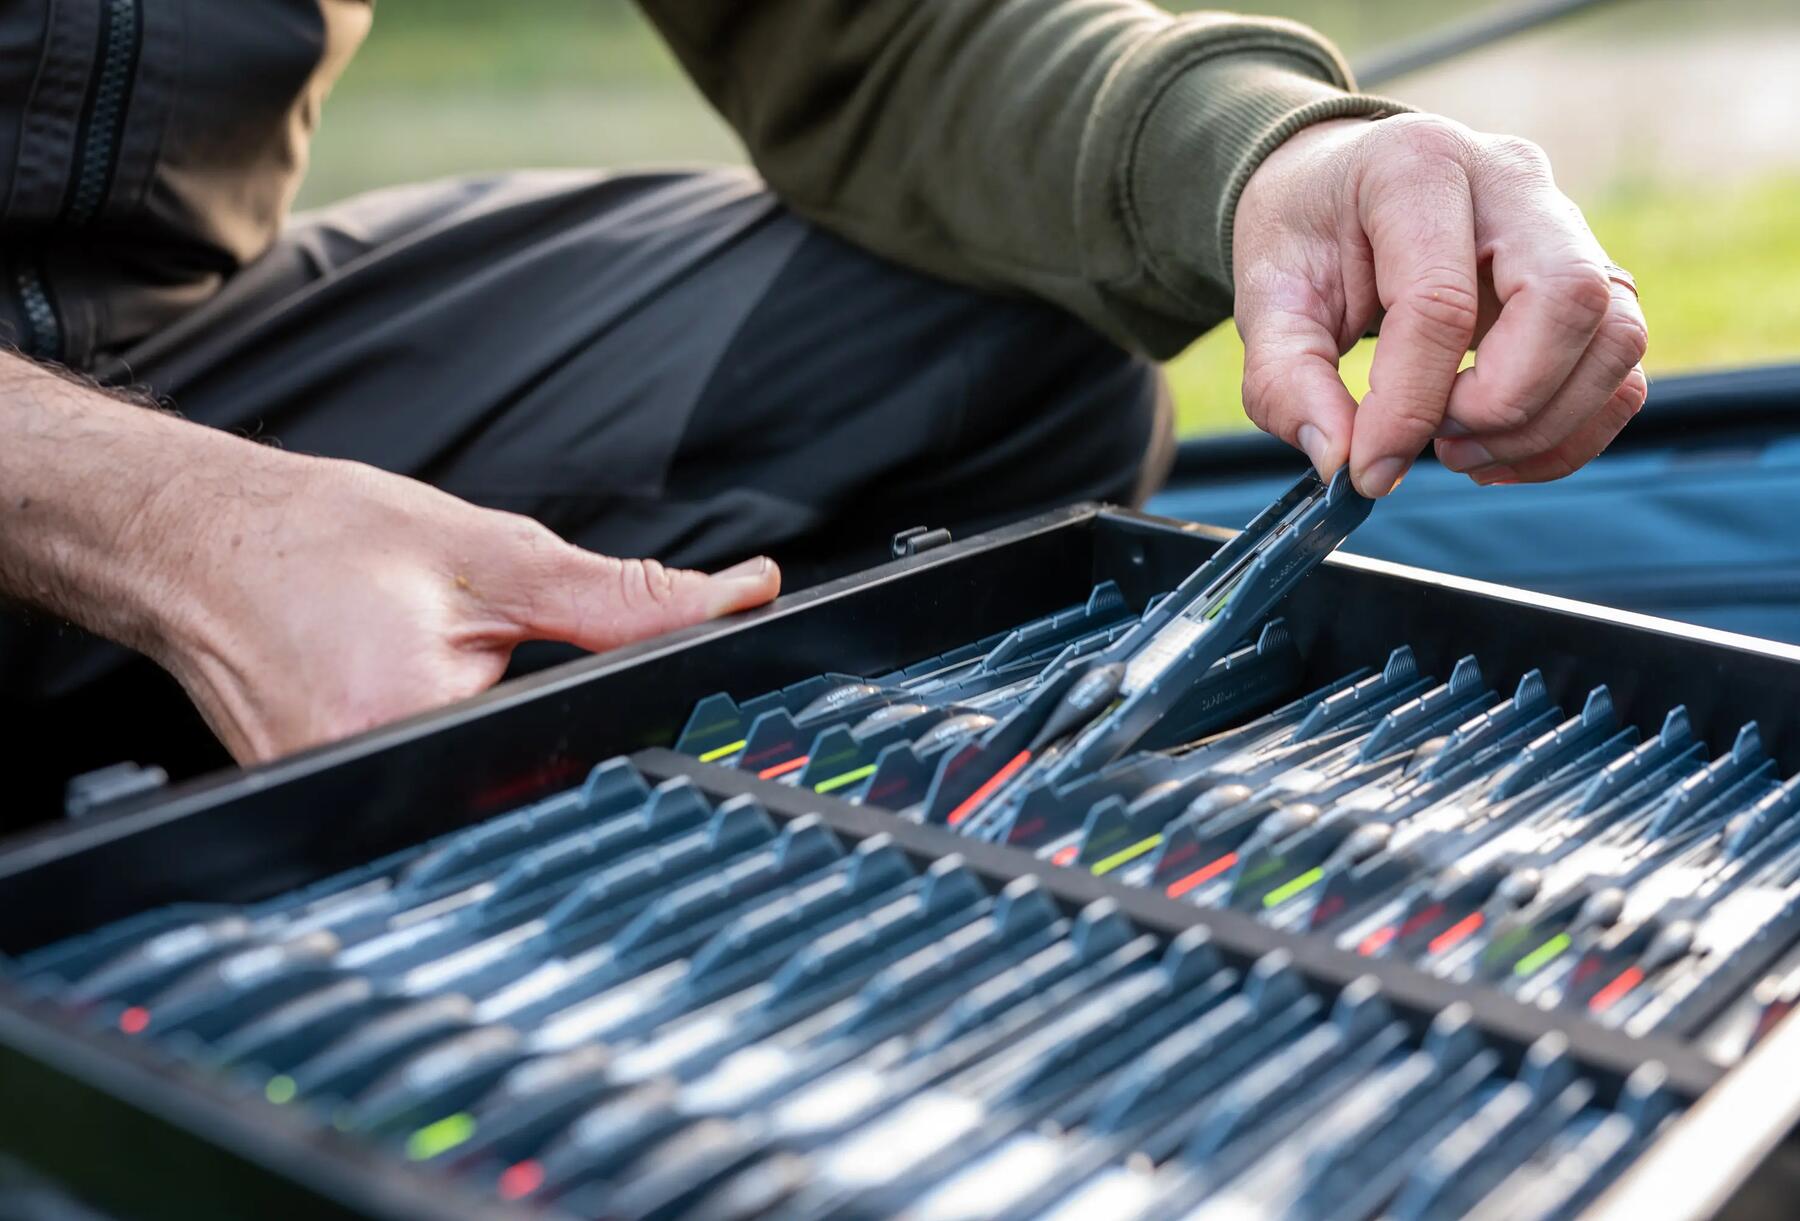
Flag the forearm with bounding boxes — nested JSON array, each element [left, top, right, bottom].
[[0, 351, 782, 764], [0, 353, 261, 660], [640, 1, 1400, 357]]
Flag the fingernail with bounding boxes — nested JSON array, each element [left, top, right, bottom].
[[1473, 466, 1518, 486], [1357, 456, 1409, 498], [1437, 439, 1495, 473], [1296, 424, 1333, 474], [706, 556, 778, 618], [713, 556, 772, 582], [1436, 419, 1471, 439]]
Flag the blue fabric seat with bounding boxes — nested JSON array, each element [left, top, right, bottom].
[[1150, 364, 1800, 643]]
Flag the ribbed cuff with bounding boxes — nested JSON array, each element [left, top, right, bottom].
[[1074, 17, 1407, 352], [1132, 50, 1409, 301], [1205, 72, 1410, 291]]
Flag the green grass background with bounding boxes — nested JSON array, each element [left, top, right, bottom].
[[304, 0, 1800, 436]]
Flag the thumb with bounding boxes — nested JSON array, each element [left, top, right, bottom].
[[512, 551, 780, 652]]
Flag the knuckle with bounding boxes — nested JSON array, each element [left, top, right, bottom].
[[615, 557, 679, 609], [1239, 361, 1280, 431], [1538, 263, 1612, 331], [1484, 134, 1554, 185], [1596, 311, 1650, 371], [1384, 114, 1477, 166], [1617, 366, 1650, 412], [1239, 357, 1311, 443], [1471, 394, 1535, 436], [1372, 392, 1445, 438], [1542, 451, 1581, 480], [494, 510, 560, 555], [1526, 448, 1581, 482], [1494, 134, 1551, 169], [1402, 274, 1480, 349], [485, 513, 572, 598], [1586, 393, 1640, 458], [1606, 372, 1648, 422]]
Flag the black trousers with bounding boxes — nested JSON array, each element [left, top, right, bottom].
[[1, 169, 1169, 824]]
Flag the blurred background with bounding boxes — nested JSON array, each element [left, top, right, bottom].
[[303, 0, 1800, 438]]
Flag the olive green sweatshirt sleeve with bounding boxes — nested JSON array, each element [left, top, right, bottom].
[[636, 1, 1404, 358]]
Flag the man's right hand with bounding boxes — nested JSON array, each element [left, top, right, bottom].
[[0, 355, 779, 764]]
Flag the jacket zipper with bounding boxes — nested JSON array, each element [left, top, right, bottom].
[[12, 261, 63, 360], [8, 0, 143, 361], [64, 0, 144, 227]]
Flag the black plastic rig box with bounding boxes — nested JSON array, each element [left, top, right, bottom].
[[4, 502, 1800, 1220]]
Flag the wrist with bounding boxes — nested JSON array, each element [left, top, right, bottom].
[[1106, 46, 1404, 303], [0, 356, 306, 666], [109, 426, 251, 668], [117, 425, 327, 675]]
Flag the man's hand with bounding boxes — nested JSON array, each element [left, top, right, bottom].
[[0, 356, 779, 764], [153, 455, 780, 763], [1232, 114, 1649, 496]]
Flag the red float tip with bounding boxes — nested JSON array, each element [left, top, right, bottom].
[[499, 1160, 544, 1200]]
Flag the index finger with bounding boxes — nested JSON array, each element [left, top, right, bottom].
[[1349, 136, 1480, 497]]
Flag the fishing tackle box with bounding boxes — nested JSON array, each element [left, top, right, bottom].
[[4, 503, 1800, 1221]]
